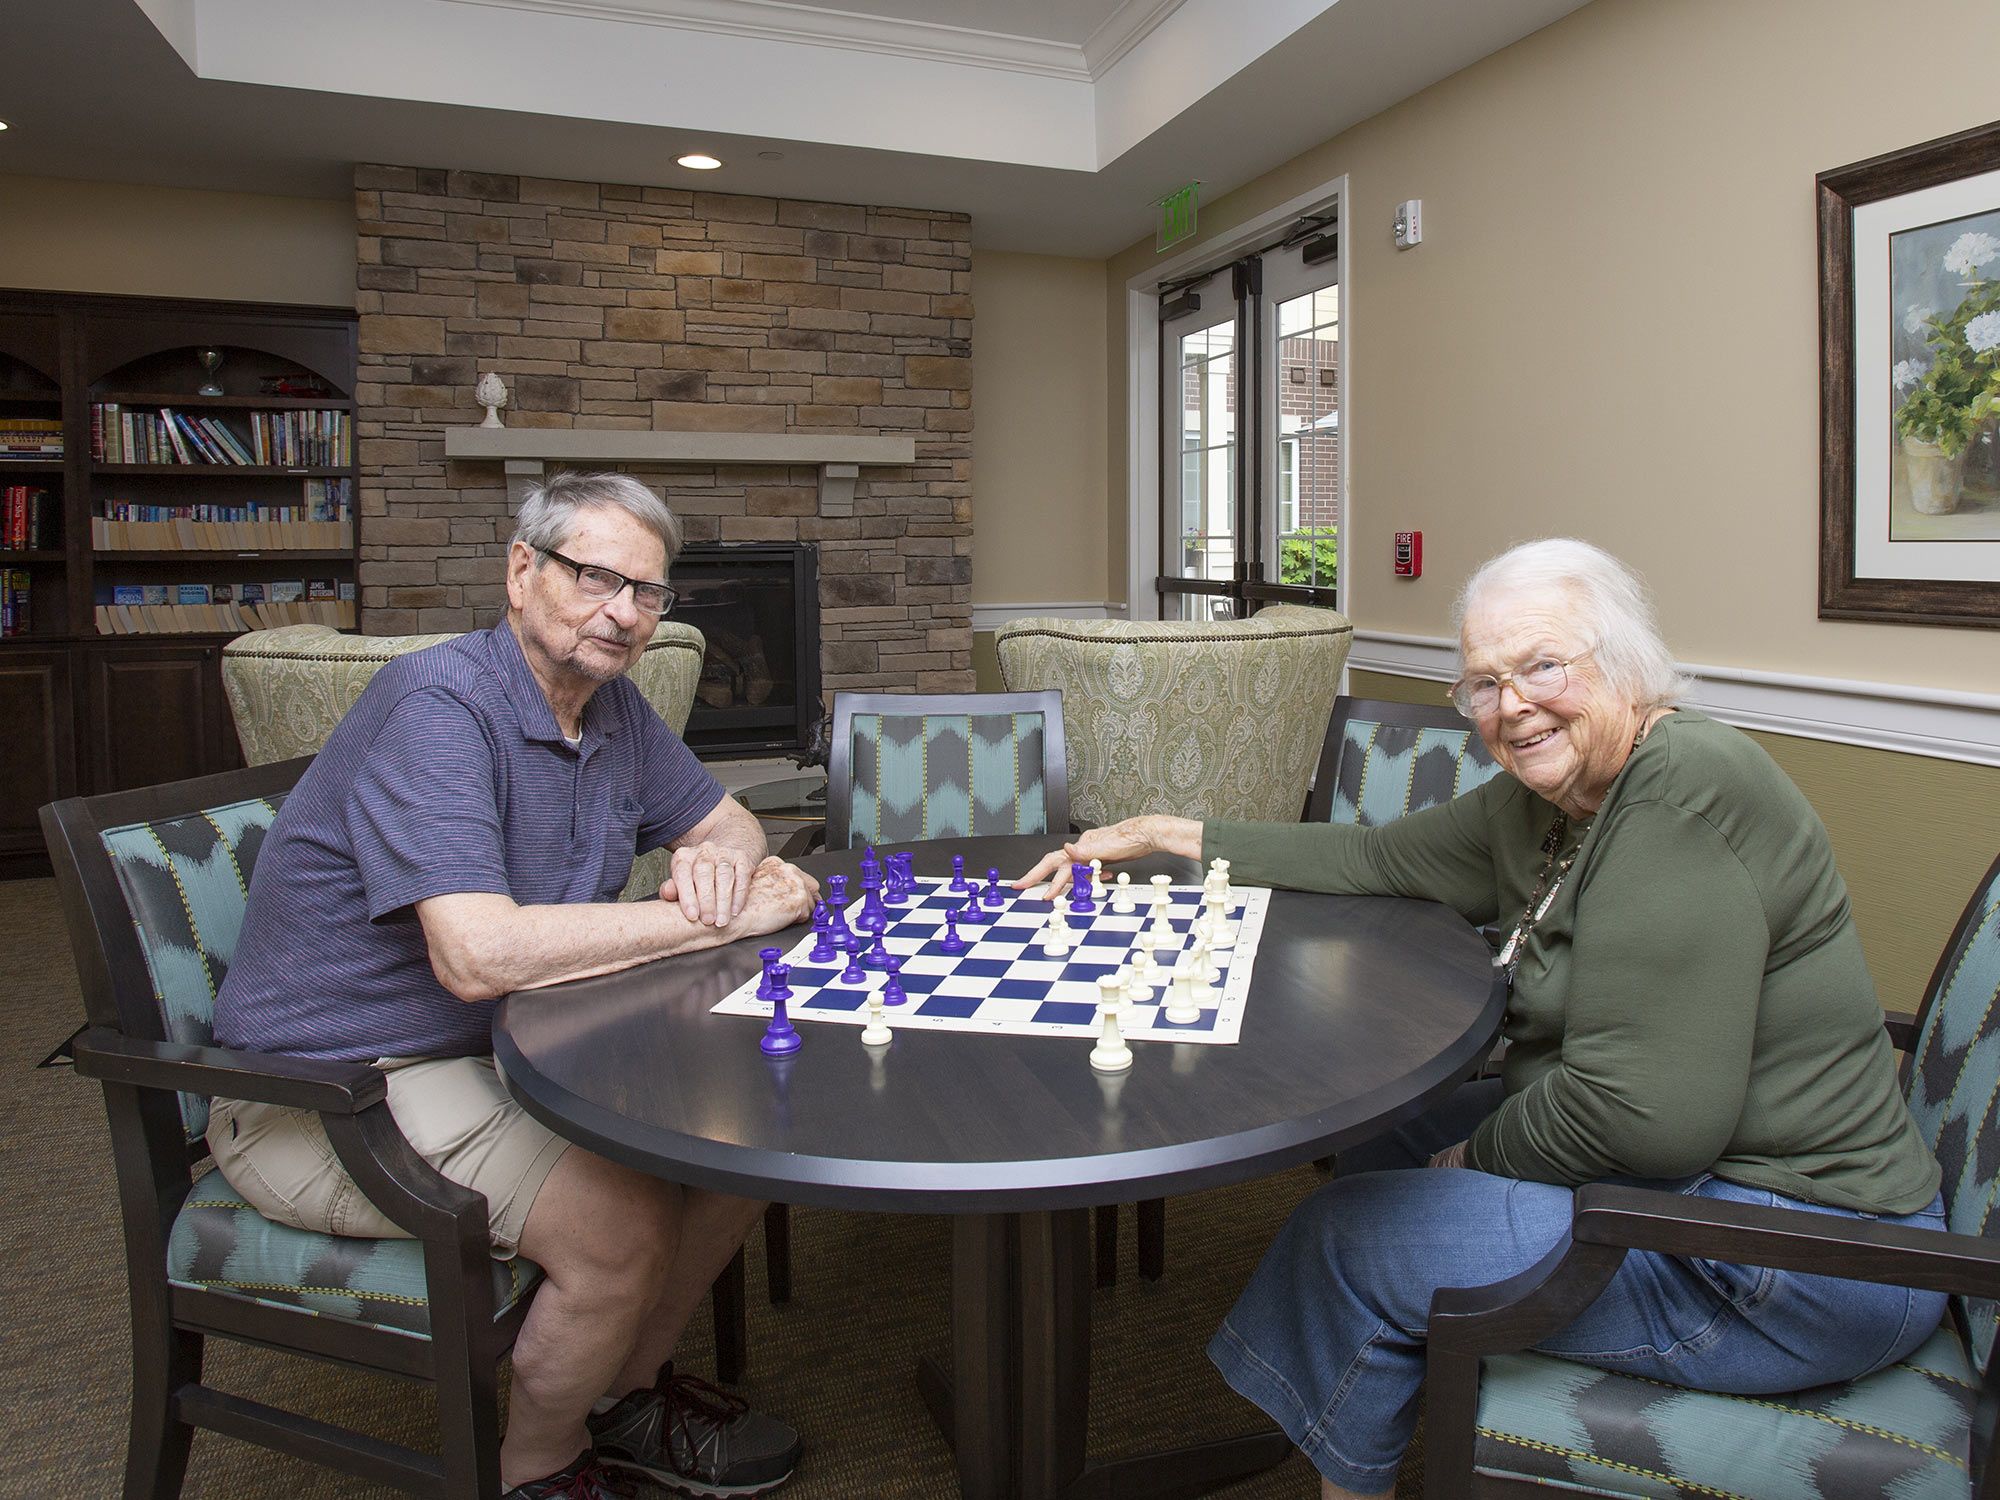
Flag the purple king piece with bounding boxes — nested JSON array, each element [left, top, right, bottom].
[[1068, 863, 1095, 915]]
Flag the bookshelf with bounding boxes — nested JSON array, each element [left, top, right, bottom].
[[0, 289, 360, 874]]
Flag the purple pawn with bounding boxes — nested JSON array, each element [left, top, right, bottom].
[[940, 905, 968, 954], [760, 966, 802, 1056], [982, 867, 1005, 908], [839, 930, 867, 984], [958, 892, 991, 924], [950, 854, 971, 893], [882, 955, 908, 1006], [1068, 862, 1095, 915], [862, 929, 892, 970]]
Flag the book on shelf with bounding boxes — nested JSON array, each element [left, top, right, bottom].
[[92, 403, 350, 468], [93, 597, 354, 636], [91, 515, 351, 550], [3, 486, 55, 550], [0, 416, 62, 462], [0, 570, 28, 637]]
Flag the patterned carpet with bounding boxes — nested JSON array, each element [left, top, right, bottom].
[[0, 875, 1424, 1498]]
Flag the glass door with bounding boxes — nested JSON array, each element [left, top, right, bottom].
[[1256, 257, 1340, 606], [1158, 265, 1244, 621]]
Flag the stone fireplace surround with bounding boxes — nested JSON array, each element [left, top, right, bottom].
[[353, 164, 975, 703]]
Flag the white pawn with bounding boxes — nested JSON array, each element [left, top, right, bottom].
[[1098, 973, 1128, 1025], [860, 991, 892, 1046], [1190, 934, 1218, 984], [1089, 858, 1103, 895], [1111, 871, 1136, 914], [1090, 1000, 1133, 1072], [1165, 962, 1201, 1025], [1042, 909, 1073, 957], [1134, 927, 1159, 986], [1205, 890, 1237, 949]]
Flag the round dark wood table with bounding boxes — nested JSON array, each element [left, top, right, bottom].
[[495, 833, 1503, 1500]]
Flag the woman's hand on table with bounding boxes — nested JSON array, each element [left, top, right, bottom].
[[1013, 815, 1205, 896]]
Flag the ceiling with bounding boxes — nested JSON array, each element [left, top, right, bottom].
[[1, 0, 1590, 258]]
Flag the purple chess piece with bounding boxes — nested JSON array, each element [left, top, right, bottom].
[[857, 882, 888, 934], [982, 867, 1005, 908], [950, 854, 970, 893], [827, 874, 849, 908], [958, 892, 991, 924], [760, 965, 802, 1056], [808, 902, 835, 962], [883, 854, 909, 906], [940, 905, 968, 954], [859, 846, 881, 891], [839, 930, 867, 984], [1068, 862, 1095, 915], [862, 929, 892, 970], [882, 955, 908, 1006], [755, 947, 783, 1000]]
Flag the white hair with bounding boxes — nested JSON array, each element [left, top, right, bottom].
[[511, 470, 682, 560], [1453, 538, 1691, 709]]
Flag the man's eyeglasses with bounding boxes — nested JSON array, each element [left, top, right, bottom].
[[539, 548, 677, 616], [1448, 651, 1590, 718]]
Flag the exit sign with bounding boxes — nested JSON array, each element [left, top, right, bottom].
[[1158, 182, 1198, 252]]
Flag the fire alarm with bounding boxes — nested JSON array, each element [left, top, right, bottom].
[[1394, 531, 1423, 577]]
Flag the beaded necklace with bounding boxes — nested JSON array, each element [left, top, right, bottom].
[[1493, 812, 1585, 991]]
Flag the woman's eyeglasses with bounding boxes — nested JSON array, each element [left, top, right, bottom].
[[539, 548, 677, 616], [1447, 651, 1590, 718]]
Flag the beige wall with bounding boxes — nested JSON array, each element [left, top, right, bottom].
[[969, 249, 1109, 606], [0, 175, 354, 308], [1106, 0, 2000, 693]]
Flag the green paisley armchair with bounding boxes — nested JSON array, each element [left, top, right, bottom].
[[219, 621, 706, 903], [994, 604, 1354, 827]]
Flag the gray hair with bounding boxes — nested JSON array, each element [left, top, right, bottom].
[[1454, 538, 1691, 709], [510, 470, 683, 562]]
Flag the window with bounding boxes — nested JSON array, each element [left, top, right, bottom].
[[1154, 211, 1341, 621]]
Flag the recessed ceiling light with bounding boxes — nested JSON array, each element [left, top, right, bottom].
[[677, 153, 722, 170], [0, 120, 11, 132], [757, 150, 783, 161]]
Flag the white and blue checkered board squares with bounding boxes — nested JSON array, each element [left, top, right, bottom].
[[712, 877, 1270, 1045]]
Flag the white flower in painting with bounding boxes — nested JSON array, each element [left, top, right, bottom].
[[1967, 312, 2000, 353], [1943, 231, 2000, 277], [1904, 303, 1937, 335], [1893, 359, 1928, 391]]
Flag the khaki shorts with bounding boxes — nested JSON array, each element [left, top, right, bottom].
[[206, 1054, 571, 1256]]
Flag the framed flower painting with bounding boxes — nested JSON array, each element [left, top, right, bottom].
[[1820, 119, 2000, 626]]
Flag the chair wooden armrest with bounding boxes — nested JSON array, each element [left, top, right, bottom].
[[70, 1028, 386, 1113]]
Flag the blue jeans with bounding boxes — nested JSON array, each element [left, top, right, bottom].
[[1207, 1081, 1948, 1492]]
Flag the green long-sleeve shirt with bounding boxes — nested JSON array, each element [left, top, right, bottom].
[[1205, 709, 1940, 1214]]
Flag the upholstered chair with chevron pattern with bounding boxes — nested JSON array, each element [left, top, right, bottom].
[[1306, 695, 1506, 825], [1422, 847, 2000, 1499], [824, 689, 1070, 852], [39, 758, 750, 1500]]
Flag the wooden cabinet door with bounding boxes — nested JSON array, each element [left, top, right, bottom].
[[81, 641, 240, 795], [0, 649, 74, 873]]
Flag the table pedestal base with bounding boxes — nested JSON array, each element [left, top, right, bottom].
[[918, 1210, 1294, 1500]]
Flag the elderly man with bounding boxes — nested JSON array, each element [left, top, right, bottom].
[[210, 471, 817, 1500]]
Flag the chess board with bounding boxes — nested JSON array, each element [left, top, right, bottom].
[[712, 876, 1270, 1045]]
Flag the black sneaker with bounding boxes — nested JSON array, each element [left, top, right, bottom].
[[504, 1450, 634, 1499], [588, 1364, 801, 1498]]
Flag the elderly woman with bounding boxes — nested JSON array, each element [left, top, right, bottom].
[[1020, 538, 1945, 1499]]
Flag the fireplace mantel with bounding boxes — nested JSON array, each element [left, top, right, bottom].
[[442, 427, 917, 515]]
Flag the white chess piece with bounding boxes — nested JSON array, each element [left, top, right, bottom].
[[1089, 858, 1103, 895], [1149, 894, 1175, 944], [1191, 934, 1218, 984], [1090, 1000, 1133, 1072], [860, 991, 892, 1046], [1111, 871, 1135, 914], [1165, 962, 1201, 1025], [1042, 909, 1073, 957], [1205, 890, 1237, 949], [1098, 973, 1127, 1026], [1150, 873, 1173, 911], [1134, 928, 1159, 985]]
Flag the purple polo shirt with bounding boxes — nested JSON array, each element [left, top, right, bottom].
[[213, 620, 725, 1062]]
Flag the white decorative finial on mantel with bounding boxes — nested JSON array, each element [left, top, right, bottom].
[[475, 372, 510, 429]]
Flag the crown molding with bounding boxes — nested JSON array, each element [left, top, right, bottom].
[[436, 0, 1161, 81]]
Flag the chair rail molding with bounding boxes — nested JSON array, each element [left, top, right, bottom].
[[1348, 629, 2000, 768], [442, 427, 917, 514]]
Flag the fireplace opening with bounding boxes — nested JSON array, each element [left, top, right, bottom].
[[670, 542, 821, 759]]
